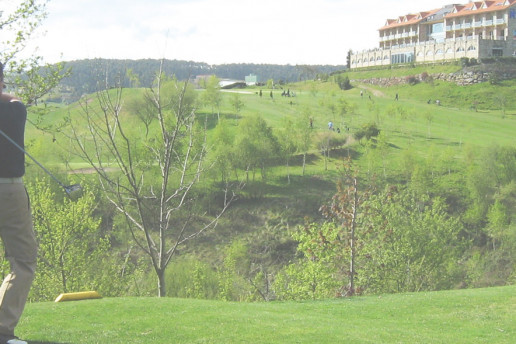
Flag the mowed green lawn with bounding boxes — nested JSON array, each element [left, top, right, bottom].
[[20, 285, 516, 343]]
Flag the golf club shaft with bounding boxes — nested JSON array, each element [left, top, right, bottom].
[[0, 127, 67, 188]]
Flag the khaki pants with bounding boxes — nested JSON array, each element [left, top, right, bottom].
[[0, 182, 37, 336]]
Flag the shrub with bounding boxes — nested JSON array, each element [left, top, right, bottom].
[[354, 123, 380, 142], [335, 74, 352, 90], [405, 75, 419, 85]]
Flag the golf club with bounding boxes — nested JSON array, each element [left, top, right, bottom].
[[0, 128, 82, 197]]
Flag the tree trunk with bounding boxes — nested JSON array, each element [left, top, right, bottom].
[[302, 152, 306, 176], [157, 268, 166, 297], [348, 177, 358, 296], [286, 159, 290, 184]]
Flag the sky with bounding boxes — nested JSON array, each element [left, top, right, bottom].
[[4, 0, 449, 66]]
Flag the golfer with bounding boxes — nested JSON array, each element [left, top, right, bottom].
[[0, 62, 37, 344]]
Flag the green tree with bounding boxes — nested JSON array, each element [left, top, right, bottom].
[[234, 115, 279, 182], [353, 122, 380, 143], [125, 91, 156, 136], [335, 74, 351, 90], [278, 160, 373, 298], [229, 92, 244, 119], [1, 0, 68, 116], [27, 180, 115, 301], [297, 109, 314, 176], [277, 119, 299, 184], [126, 68, 141, 88], [217, 240, 250, 301], [319, 161, 372, 296], [486, 199, 509, 250], [363, 187, 463, 293], [202, 75, 222, 120], [274, 222, 341, 300], [211, 118, 237, 182], [316, 132, 346, 171]]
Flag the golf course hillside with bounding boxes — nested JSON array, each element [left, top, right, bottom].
[[17, 59, 516, 311]]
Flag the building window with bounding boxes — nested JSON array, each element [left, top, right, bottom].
[[467, 45, 476, 51], [457, 47, 465, 52], [492, 49, 503, 56], [391, 52, 414, 64]]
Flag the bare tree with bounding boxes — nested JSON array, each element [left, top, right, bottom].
[[69, 62, 235, 296]]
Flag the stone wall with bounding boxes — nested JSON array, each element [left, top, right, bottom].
[[353, 69, 516, 87]]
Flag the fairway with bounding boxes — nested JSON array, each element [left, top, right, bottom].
[[20, 285, 516, 343]]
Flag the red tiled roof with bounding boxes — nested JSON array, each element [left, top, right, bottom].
[[380, 0, 516, 30], [379, 8, 441, 30], [445, 0, 516, 18]]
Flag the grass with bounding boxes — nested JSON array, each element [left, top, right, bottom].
[[20, 285, 516, 343], [27, 70, 516, 176]]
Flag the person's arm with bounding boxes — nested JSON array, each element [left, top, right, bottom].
[[0, 93, 22, 103]]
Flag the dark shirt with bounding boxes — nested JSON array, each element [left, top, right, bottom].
[[0, 101, 26, 177]]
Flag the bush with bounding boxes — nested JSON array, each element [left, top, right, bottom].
[[335, 74, 352, 90], [354, 123, 380, 141], [405, 75, 419, 85]]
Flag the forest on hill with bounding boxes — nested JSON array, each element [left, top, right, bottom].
[[53, 58, 346, 101]]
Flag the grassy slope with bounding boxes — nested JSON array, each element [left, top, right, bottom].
[[24, 67, 516, 266], [21, 285, 516, 343]]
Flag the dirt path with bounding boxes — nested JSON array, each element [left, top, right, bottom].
[[69, 167, 118, 174], [359, 85, 386, 98]]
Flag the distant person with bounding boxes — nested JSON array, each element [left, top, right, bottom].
[[328, 121, 333, 130], [395, 93, 399, 101], [0, 62, 37, 344], [360, 90, 363, 97], [309, 118, 313, 129], [259, 89, 262, 97]]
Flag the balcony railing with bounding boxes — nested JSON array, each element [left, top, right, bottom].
[[495, 18, 505, 25], [484, 20, 493, 26]]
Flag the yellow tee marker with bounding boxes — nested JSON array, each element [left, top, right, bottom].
[[55, 291, 102, 302]]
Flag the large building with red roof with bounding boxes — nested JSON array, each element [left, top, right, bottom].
[[351, 0, 516, 68]]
